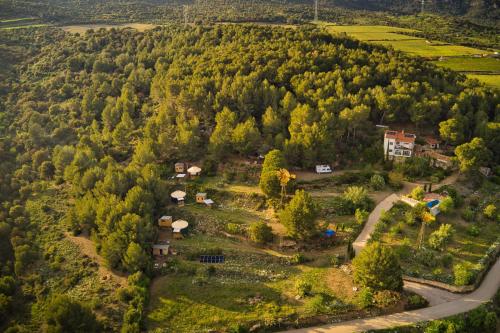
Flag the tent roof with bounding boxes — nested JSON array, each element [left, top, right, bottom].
[[171, 190, 186, 199], [172, 219, 189, 229], [187, 166, 202, 173], [204, 199, 214, 204]]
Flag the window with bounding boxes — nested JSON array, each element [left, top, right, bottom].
[[389, 142, 394, 145]]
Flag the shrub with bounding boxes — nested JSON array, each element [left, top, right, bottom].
[[295, 278, 312, 297], [388, 171, 404, 189], [44, 295, 100, 332], [453, 262, 476, 286], [354, 208, 369, 225], [389, 222, 405, 236], [290, 253, 307, 264], [438, 196, 454, 214], [467, 225, 480, 237], [404, 211, 416, 226], [462, 207, 475, 222], [427, 224, 454, 251], [441, 253, 453, 268], [357, 288, 374, 309], [410, 186, 425, 200], [248, 221, 273, 244], [330, 254, 342, 267], [406, 294, 428, 310], [415, 249, 438, 268], [226, 223, 244, 235], [373, 290, 400, 307], [370, 174, 385, 190], [483, 204, 497, 220], [342, 186, 373, 211], [352, 242, 403, 291]]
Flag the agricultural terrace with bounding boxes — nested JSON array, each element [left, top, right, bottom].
[[146, 162, 414, 332], [466, 75, 500, 89]]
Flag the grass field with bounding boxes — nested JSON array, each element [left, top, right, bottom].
[[375, 40, 487, 57], [325, 25, 417, 33], [433, 57, 500, 72], [467, 74, 500, 89], [349, 32, 422, 41], [61, 23, 157, 33]]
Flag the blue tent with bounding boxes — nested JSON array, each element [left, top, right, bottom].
[[325, 229, 336, 237]]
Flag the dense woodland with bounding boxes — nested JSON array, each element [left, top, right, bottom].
[[0, 23, 499, 331]]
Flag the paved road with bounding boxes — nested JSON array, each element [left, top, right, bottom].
[[282, 258, 500, 333], [352, 193, 399, 255], [403, 281, 460, 306]]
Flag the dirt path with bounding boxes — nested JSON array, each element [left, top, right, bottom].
[[65, 233, 128, 287], [281, 258, 500, 333]]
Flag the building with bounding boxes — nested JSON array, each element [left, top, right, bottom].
[[175, 162, 186, 173], [158, 216, 172, 228], [384, 130, 416, 160], [421, 150, 455, 170], [196, 193, 207, 203], [424, 137, 440, 149], [203, 199, 214, 208], [152, 244, 170, 256]]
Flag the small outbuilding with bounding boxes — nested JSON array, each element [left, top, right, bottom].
[[158, 215, 173, 228], [196, 193, 207, 203], [316, 165, 332, 174], [187, 166, 202, 177], [400, 196, 420, 207], [175, 162, 186, 173], [203, 199, 214, 208], [171, 190, 186, 206], [425, 137, 440, 149], [152, 244, 170, 256]]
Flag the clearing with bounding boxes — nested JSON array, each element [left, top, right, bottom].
[[61, 23, 158, 33]]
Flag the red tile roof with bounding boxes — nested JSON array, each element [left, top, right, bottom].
[[425, 137, 439, 145], [384, 130, 416, 143]]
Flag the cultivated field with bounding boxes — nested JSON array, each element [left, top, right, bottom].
[[375, 40, 488, 57], [433, 57, 500, 72], [467, 74, 500, 89]]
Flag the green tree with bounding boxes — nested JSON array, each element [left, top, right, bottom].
[[410, 186, 425, 200], [232, 117, 260, 155], [123, 242, 150, 273], [439, 117, 464, 145], [428, 224, 454, 251], [483, 204, 497, 220], [352, 242, 403, 291], [259, 149, 285, 198], [279, 190, 318, 240], [209, 107, 237, 158], [438, 196, 454, 214], [455, 138, 491, 173], [369, 174, 385, 190], [248, 221, 273, 244], [44, 296, 100, 333]]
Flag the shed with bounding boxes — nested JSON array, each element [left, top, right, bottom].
[[400, 196, 419, 207], [152, 244, 170, 256], [203, 199, 214, 208], [158, 215, 173, 228], [196, 192, 207, 203], [176, 173, 187, 181], [175, 162, 185, 173], [315, 165, 332, 174], [187, 166, 202, 177], [424, 137, 440, 149]]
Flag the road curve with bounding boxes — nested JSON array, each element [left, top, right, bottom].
[[281, 258, 500, 333]]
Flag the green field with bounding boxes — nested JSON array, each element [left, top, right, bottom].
[[467, 75, 500, 89], [376, 40, 487, 57], [325, 24, 417, 33], [349, 32, 422, 41], [433, 57, 500, 72]]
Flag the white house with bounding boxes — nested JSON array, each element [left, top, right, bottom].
[[384, 130, 416, 160]]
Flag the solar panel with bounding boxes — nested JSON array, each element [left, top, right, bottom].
[[199, 255, 225, 264]]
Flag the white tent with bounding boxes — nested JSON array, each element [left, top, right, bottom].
[[187, 166, 202, 176], [170, 190, 186, 199], [172, 219, 189, 231]]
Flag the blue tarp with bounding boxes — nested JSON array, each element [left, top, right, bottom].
[[426, 200, 440, 208], [325, 229, 336, 237]]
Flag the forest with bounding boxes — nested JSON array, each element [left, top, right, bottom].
[[0, 22, 499, 331]]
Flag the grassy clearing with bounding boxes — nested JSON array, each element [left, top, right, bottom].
[[61, 23, 157, 34], [467, 74, 500, 89], [147, 232, 359, 332], [433, 57, 500, 72], [375, 40, 488, 57], [324, 24, 417, 33], [0, 24, 49, 30], [349, 32, 422, 41]]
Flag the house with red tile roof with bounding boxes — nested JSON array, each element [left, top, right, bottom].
[[383, 130, 416, 161]]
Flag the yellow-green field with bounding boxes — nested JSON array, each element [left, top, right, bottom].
[[467, 75, 500, 89], [325, 25, 489, 58], [433, 57, 500, 72]]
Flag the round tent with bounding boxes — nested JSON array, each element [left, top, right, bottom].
[[170, 190, 186, 200], [187, 166, 202, 175], [172, 219, 189, 231]]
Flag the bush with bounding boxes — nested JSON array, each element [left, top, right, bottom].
[[330, 254, 342, 267], [388, 171, 404, 189], [353, 242, 403, 291], [404, 211, 416, 226], [44, 295, 100, 332], [370, 174, 385, 190], [453, 262, 476, 286], [295, 278, 312, 297], [483, 204, 497, 220], [427, 224, 454, 251], [342, 186, 373, 211], [355, 208, 369, 225], [415, 248, 438, 268], [406, 294, 428, 310], [248, 221, 273, 244], [462, 207, 475, 222], [357, 288, 374, 309], [409, 186, 425, 200], [226, 223, 245, 235], [467, 225, 480, 237], [290, 253, 308, 264], [373, 290, 400, 307], [441, 253, 453, 268]]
